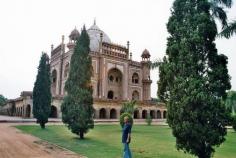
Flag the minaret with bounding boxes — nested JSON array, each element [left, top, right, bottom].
[[141, 49, 152, 101], [67, 27, 80, 50], [127, 41, 130, 59]]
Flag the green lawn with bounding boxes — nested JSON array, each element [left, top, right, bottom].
[[16, 125, 236, 158]]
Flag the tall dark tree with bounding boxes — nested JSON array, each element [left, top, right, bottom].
[[0, 94, 7, 107], [33, 53, 51, 129], [61, 26, 94, 139], [158, 0, 231, 158]]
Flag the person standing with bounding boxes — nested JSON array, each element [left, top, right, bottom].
[[122, 116, 132, 158]]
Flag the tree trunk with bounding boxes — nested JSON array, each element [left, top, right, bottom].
[[40, 122, 45, 129], [198, 151, 210, 158], [79, 132, 84, 139]]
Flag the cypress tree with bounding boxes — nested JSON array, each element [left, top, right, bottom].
[[61, 26, 94, 139], [33, 53, 51, 129], [158, 0, 231, 157]]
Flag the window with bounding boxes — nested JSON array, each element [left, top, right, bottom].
[[132, 90, 139, 100], [109, 75, 114, 82], [132, 73, 139, 84], [52, 70, 57, 83]]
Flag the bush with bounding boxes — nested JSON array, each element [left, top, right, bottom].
[[146, 115, 152, 126], [120, 100, 136, 115], [232, 115, 236, 132], [120, 113, 133, 128]]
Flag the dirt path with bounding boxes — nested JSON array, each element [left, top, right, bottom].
[[0, 123, 85, 158]]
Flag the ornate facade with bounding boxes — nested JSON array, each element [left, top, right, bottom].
[[0, 21, 167, 120]]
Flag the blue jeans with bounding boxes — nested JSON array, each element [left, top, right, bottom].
[[123, 143, 132, 158]]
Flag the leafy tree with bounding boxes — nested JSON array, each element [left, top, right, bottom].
[[61, 26, 94, 139], [158, 0, 231, 158], [33, 53, 51, 129], [120, 100, 137, 115], [0, 94, 7, 107], [220, 21, 236, 38], [225, 91, 236, 115]]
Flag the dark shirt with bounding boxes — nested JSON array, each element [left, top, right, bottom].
[[122, 123, 131, 143]]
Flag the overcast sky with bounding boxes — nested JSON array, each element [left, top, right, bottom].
[[0, 0, 235, 99]]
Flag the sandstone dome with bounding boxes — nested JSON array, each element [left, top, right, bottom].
[[87, 22, 111, 52]]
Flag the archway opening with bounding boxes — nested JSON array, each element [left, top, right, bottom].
[[150, 110, 155, 119], [99, 108, 106, 119], [26, 104, 31, 118], [107, 68, 122, 100], [110, 109, 117, 119], [107, 91, 114, 99], [50, 105, 58, 118], [134, 110, 139, 119], [142, 110, 147, 119], [157, 110, 161, 119], [163, 111, 167, 119]]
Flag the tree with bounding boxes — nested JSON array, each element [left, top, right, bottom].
[[33, 53, 51, 129], [225, 91, 236, 115], [158, 0, 231, 158], [120, 100, 137, 115], [61, 26, 94, 139], [220, 21, 236, 38], [0, 94, 7, 107]]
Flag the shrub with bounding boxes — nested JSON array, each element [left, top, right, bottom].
[[120, 100, 136, 115], [232, 115, 236, 132], [120, 113, 133, 128], [146, 114, 152, 126]]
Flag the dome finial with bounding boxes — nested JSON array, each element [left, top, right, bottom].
[[141, 49, 151, 60], [69, 27, 80, 41], [94, 18, 96, 25]]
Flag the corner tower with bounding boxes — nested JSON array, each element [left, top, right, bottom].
[[141, 49, 152, 101]]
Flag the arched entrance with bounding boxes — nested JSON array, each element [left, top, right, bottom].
[[107, 68, 122, 100], [163, 111, 167, 119], [26, 104, 31, 118], [142, 110, 147, 119], [50, 105, 57, 118], [134, 110, 139, 119], [157, 110, 161, 119], [150, 110, 155, 119], [99, 108, 106, 119], [110, 109, 117, 119]]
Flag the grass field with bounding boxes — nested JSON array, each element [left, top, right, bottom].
[[16, 125, 236, 158]]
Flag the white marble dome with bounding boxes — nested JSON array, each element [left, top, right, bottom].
[[87, 22, 111, 52]]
